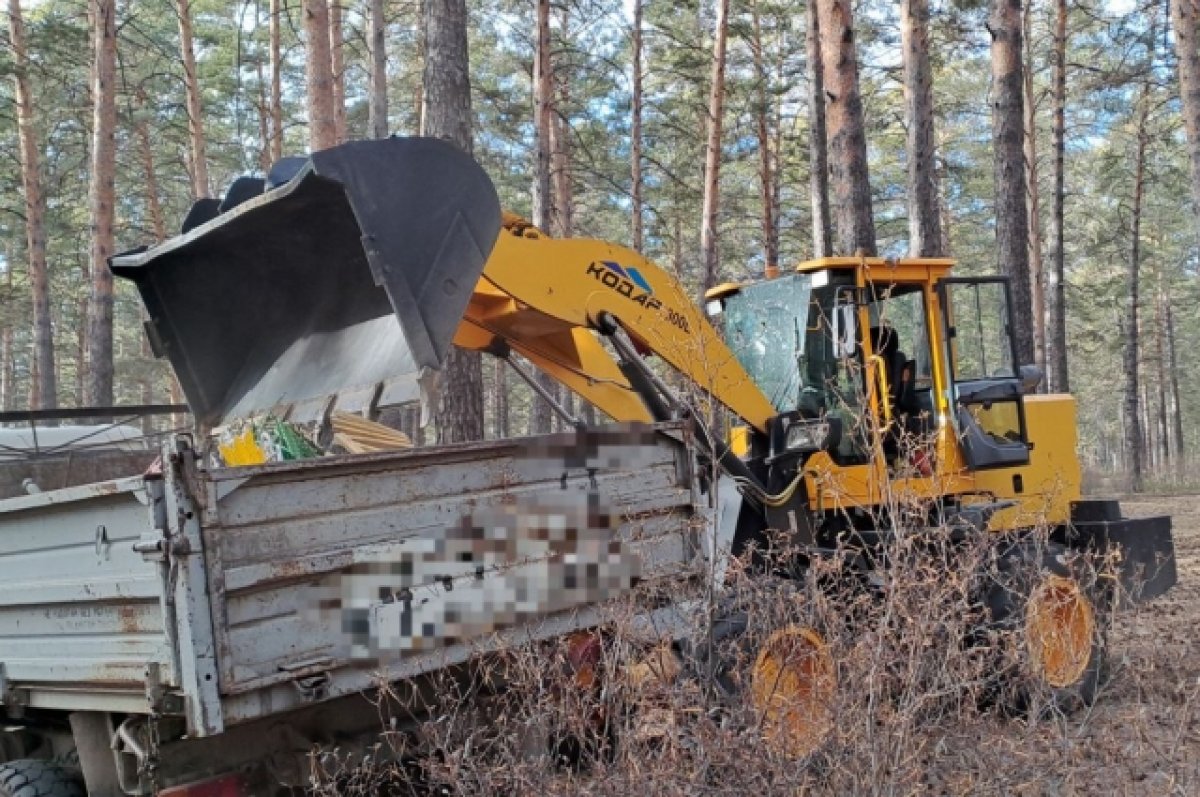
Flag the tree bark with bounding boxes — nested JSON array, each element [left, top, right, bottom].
[[256, 52, 272, 173], [1153, 288, 1169, 467], [989, 0, 1034, 366], [1123, 81, 1151, 493], [551, 6, 573, 240], [631, 0, 645, 252], [138, 102, 173, 421], [369, 0, 389, 138], [86, 0, 118, 408], [751, 0, 778, 273], [270, 0, 284, 162], [1022, 0, 1046, 375], [807, 0, 832, 257], [529, 0, 558, 435], [7, 0, 57, 409], [901, 0, 943, 257], [700, 0, 730, 291], [1046, 0, 1069, 392], [818, 0, 876, 257], [532, 0, 554, 233], [423, 0, 483, 443], [1, 262, 13, 411], [1171, 0, 1200, 247], [330, 0, 346, 142], [178, 0, 210, 198], [304, 0, 337, 151], [1165, 296, 1185, 464], [492, 359, 509, 439], [136, 105, 168, 243]]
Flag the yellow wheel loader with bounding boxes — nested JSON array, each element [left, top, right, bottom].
[[112, 136, 1175, 753]]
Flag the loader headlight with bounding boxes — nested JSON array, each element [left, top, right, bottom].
[[784, 418, 840, 453]]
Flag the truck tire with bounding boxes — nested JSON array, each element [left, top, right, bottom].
[[982, 539, 1107, 714], [0, 760, 85, 797]]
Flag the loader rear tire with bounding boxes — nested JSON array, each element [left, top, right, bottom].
[[0, 760, 85, 797], [982, 540, 1107, 715]]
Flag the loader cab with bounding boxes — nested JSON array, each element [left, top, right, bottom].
[[709, 258, 1034, 481]]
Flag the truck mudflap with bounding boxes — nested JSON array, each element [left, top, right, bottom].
[[110, 137, 502, 427], [1066, 500, 1177, 605]]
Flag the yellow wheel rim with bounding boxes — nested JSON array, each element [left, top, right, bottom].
[[750, 626, 836, 756], [1025, 574, 1096, 688]]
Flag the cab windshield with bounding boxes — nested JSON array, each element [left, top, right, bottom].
[[722, 272, 857, 417], [722, 271, 868, 463]]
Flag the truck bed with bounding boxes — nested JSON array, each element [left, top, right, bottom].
[[0, 425, 703, 736]]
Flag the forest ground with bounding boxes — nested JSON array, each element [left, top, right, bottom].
[[912, 494, 1199, 796]]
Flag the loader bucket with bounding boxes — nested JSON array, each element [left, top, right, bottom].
[[111, 137, 502, 427]]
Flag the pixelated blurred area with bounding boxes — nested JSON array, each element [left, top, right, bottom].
[[306, 490, 641, 659], [516, 423, 669, 476]]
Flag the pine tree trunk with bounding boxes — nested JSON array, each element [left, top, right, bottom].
[[806, 0, 832, 257], [751, 0, 778, 273], [86, 0, 118, 408], [901, 0, 942, 257], [76, 290, 87, 408], [1022, 1, 1046, 375], [631, 0, 645, 252], [7, 0, 57, 409], [270, 0, 284, 162], [137, 111, 168, 243], [178, 0, 210, 198], [369, 0, 389, 138], [1123, 84, 1150, 493], [700, 0, 730, 291], [256, 55, 272, 173], [1165, 297, 1185, 464], [493, 359, 509, 439], [818, 0, 876, 257], [304, 0, 337, 151], [423, 0, 483, 443], [1046, 0, 1069, 392], [552, 6, 575, 429], [990, 0, 1034, 366], [532, 0, 553, 232], [1154, 291, 1169, 467], [1171, 0, 1200, 247], [1, 264, 12, 411], [551, 6, 573, 239], [529, 0, 557, 435], [138, 108, 178, 416], [330, 0, 346, 142]]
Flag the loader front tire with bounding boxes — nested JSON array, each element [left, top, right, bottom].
[[0, 760, 85, 797], [982, 540, 1107, 714], [696, 605, 835, 758]]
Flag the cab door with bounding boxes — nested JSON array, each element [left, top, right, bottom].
[[937, 277, 1032, 470]]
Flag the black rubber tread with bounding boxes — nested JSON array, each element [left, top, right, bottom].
[[981, 539, 1108, 715], [0, 760, 85, 797]]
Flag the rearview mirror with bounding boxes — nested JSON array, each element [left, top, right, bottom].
[[832, 304, 857, 359]]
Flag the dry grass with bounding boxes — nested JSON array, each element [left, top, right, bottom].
[[301, 493, 1199, 796]]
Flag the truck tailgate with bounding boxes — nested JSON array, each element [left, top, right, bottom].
[[0, 477, 174, 713]]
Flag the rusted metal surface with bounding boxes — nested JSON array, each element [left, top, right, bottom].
[[0, 475, 175, 713], [205, 425, 702, 725], [0, 425, 706, 738]]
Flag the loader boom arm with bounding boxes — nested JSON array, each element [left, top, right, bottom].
[[456, 220, 777, 433]]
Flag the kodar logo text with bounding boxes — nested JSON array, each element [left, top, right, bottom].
[[586, 261, 663, 310]]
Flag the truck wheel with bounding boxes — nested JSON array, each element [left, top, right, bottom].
[[0, 760, 85, 797], [982, 540, 1106, 714], [695, 609, 836, 757]]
